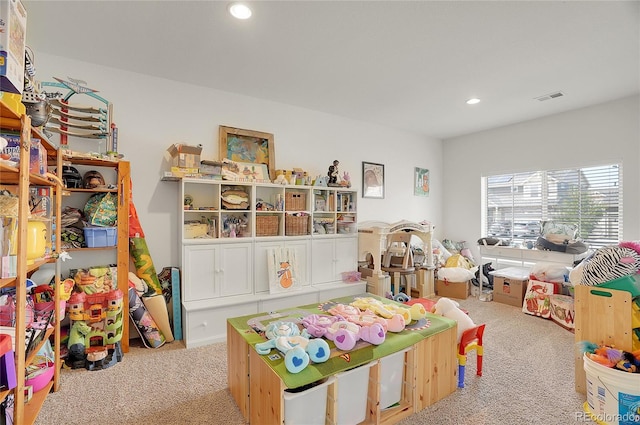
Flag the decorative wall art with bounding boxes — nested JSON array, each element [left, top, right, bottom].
[[362, 161, 384, 199], [267, 247, 300, 294], [414, 167, 430, 197], [219, 126, 275, 181]]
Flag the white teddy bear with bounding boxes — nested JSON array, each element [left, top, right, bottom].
[[432, 297, 476, 343]]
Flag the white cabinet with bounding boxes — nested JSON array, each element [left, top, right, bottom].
[[478, 245, 587, 270], [312, 237, 358, 285], [175, 179, 365, 348], [254, 238, 311, 293], [183, 243, 252, 301]]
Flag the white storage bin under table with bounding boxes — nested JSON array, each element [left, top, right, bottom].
[[330, 362, 376, 425], [283, 377, 335, 425], [380, 347, 411, 410]]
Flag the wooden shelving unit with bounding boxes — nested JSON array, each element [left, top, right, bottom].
[[57, 154, 131, 352], [1, 100, 62, 424]]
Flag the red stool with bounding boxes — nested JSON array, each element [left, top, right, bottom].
[[457, 324, 485, 388]]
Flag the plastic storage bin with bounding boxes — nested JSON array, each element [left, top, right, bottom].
[[334, 362, 374, 425], [83, 227, 117, 248], [284, 377, 334, 425], [380, 348, 410, 410]]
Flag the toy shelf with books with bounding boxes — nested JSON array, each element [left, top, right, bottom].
[[0, 103, 63, 424]]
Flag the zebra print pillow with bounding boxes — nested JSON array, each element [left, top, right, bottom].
[[579, 245, 640, 286]]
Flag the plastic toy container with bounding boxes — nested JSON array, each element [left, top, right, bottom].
[[596, 274, 640, 298], [83, 227, 117, 248], [25, 360, 54, 393], [583, 353, 640, 424], [334, 362, 374, 424], [283, 377, 334, 425], [380, 348, 410, 410]]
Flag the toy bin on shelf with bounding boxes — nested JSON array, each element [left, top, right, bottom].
[[329, 362, 375, 425], [83, 226, 117, 248], [380, 347, 411, 410], [255, 215, 279, 236], [283, 377, 334, 425], [285, 215, 309, 236]]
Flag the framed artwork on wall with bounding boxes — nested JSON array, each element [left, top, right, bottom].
[[219, 126, 275, 181], [362, 161, 384, 199], [414, 167, 430, 197]]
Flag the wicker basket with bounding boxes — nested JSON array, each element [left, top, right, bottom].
[[285, 191, 307, 211], [256, 215, 279, 236], [285, 215, 309, 236]]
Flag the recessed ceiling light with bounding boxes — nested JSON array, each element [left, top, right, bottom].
[[466, 98, 481, 105], [229, 3, 252, 20]]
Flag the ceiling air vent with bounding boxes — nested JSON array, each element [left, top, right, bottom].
[[535, 91, 565, 102]]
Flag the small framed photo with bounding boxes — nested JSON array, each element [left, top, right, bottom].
[[414, 167, 429, 197], [362, 161, 384, 199]]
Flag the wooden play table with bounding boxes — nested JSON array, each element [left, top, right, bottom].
[[227, 294, 458, 424]]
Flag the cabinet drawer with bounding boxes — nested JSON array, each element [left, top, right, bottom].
[[184, 302, 258, 348], [479, 246, 522, 260], [521, 249, 574, 264]]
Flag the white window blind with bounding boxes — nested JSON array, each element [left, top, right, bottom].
[[484, 164, 622, 248]]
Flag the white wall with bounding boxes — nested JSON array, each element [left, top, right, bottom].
[[442, 95, 640, 261], [36, 53, 443, 271]]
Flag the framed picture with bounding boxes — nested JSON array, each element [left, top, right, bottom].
[[362, 161, 384, 199], [219, 126, 275, 181], [414, 167, 430, 197]]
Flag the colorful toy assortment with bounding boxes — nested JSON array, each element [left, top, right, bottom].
[[253, 295, 436, 374]]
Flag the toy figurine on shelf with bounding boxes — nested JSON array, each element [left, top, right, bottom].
[[328, 160, 340, 186]]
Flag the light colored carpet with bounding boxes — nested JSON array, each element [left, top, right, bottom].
[[35, 296, 594, 425]]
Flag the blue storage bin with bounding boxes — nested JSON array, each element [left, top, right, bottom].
[[83, 227, 117, 248]]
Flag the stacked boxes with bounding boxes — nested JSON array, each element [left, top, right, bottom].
[[0, 0, 27, 94], [0, 132, 46, 175]]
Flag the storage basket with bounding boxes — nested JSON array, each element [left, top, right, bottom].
[[256, 215, 279, 236], [285, 191, 307, 211], [285, 215, 309, 236]]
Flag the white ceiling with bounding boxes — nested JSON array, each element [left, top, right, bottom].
[[23, 0, 640, 140]]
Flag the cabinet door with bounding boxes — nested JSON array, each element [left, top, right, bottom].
[[335, 237, 358, 278], [183, 245, 217, 301], [311, 238, 336, 284], [285, 239, 311, 287], [254, 240, 284, 294], [218, 243, 253, 297]]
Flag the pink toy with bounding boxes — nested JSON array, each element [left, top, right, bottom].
[[328, 303, 405, 332], [302, 313, 386, 350]]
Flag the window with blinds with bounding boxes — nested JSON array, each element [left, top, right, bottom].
[[484, 164, 622, 249]]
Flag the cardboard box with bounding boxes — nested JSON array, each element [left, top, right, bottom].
[[493, 276, 528, 307], [0, 0, 27, 94], [436, 279, 469, 299], [167, 143, 202, 169], [1, 132, 44, 174]]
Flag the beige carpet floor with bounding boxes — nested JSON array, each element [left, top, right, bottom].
[[35, 295, 595, 425]]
